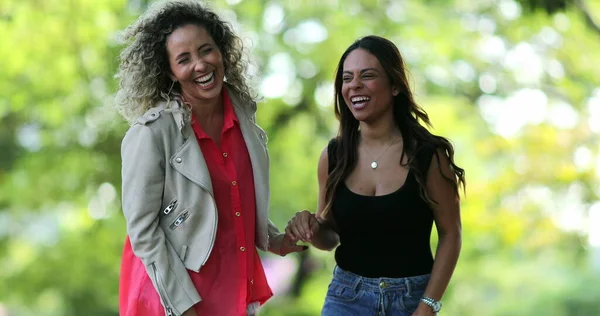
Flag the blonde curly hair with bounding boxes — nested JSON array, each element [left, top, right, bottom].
[[115, 0, 255, 124]]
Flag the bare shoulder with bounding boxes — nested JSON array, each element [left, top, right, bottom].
[[319, 145, 329, 165], [317, 145, 329, 181], [426, 146, 460, 206], [428, 147, 456, 182]]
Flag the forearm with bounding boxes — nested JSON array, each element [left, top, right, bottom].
[[423, 232, 461, 300], [267, 232, 284, 255], [309, 223, 339, 251], [267, 220, 285, 255]]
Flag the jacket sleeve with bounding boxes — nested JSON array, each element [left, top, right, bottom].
[[121, 124, 201, 315], [267, 219, 280, 239], [267, 219, 286, 255]]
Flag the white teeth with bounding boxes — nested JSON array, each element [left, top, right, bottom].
[[194, 72, 214, 84], [351, 96, 370, 103], [200, 77, 213, 87]]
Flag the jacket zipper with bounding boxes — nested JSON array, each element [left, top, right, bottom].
[[252, 121, 271, 249], [200, 192, 218, 266], [152, 263, 176, 315], [163, 199, 178, 215], [169, 210, 189, 230]]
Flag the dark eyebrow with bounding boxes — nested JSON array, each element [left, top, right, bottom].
[[175, 43, 212, 60], [198, 43, 212, 51], [342, 68, 379, 75], [175, 52, 190, 61]]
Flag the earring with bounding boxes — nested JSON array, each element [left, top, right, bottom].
[[167, 80, 176, 95]]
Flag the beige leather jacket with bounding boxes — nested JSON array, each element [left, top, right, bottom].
[[120, 87, 281, 315]]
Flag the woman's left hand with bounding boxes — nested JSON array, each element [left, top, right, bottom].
[[272, 233, 308, 256], [411, 303, 437, 316]]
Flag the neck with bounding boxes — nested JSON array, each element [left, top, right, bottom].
[[359, 113, 402, 145], [182, 92, 223, 121]]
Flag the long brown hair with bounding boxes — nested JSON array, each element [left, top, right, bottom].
[[321, 35, 466, 219]]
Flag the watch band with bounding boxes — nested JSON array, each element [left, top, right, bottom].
[[420, 296, 442, 312]]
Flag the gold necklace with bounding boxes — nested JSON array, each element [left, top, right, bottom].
[[363, 137, 397, 170]]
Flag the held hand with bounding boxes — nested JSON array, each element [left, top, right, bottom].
[[268, 233, 307, 256], [182, 307, 198, 316], [411, 303, 437, 316], [284, 210, 320, 243], [278, 233, 309, 256]]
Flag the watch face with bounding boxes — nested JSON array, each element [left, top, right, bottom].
[[432, 301, 441, 312]]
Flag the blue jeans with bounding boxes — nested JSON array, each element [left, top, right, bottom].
[[322, 266, 431, 316]]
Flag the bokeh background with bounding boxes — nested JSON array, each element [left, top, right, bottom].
[[1, 0, 600, 315]]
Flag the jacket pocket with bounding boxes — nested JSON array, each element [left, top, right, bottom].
[[169, 210, 190, 230], [151, 263, 175, 316]]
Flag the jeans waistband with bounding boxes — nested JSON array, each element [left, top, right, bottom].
[[333, 266, 430, 294]]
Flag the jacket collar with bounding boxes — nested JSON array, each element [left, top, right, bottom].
[[168, 84, 264, 197], [169, 83, 256, 138]]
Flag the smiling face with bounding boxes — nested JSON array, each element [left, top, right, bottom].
[[166, 23, 225, 104], [341, 48, 399, 123]]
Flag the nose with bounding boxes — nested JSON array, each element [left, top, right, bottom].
[[347, 77, 362, 90], [193, 57, 208, 73]]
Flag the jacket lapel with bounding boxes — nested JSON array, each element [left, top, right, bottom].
[[238, 114, 268, 180], [169, 123, 214, 194], [229, 92, 269, 217]]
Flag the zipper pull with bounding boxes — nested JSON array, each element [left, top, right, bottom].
[[163, 199, 177, 215]]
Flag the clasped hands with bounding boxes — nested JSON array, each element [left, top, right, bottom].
[[284, 210, 320, 244]]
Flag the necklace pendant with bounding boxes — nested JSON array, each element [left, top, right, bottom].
[[371, 161, 378, 169]]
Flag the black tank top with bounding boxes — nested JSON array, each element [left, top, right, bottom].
[[328, 139, 436, 278]]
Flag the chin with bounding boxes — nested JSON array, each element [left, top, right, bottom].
[[350, 111, 370, 122], [193, 81, 224, 99]]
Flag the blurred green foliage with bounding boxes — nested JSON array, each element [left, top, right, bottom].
[[1, 0, 600, 315]]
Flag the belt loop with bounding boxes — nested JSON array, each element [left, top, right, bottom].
[[405, 278, 412, 297], [352, 273, 362, 292]]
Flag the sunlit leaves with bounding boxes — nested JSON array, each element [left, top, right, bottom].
[[1, 0, 600, 315]]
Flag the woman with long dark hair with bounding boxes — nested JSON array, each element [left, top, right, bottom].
[[285, 35, 465, 316]]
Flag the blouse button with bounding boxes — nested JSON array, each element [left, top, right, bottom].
[[240, 247, 246, 252]]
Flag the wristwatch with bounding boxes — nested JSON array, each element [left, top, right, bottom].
[[420, 296, 442, 312]]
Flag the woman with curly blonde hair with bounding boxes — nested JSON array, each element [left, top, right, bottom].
[[116, 1, 306, 315]]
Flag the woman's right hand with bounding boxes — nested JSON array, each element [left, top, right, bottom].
[[285, 210, 320, 243]]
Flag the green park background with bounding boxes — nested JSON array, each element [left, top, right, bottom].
[[1, 0, 600, 315]]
